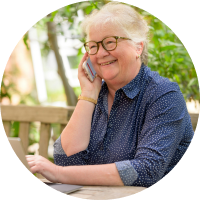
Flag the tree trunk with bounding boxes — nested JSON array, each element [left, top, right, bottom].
[[47, 20, 77, 106]]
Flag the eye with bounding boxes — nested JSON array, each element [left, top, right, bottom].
[[90, 45, 97, 49], [106, 40, 115, 44], [104, 37, 116, 46]]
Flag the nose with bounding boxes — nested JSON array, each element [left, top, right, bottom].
[[96, 43, 109, 58]]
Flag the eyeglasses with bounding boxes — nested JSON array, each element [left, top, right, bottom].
[[84, 36, 131, 55]]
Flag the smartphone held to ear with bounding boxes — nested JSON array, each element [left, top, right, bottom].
[[82, 57, 97, 82]]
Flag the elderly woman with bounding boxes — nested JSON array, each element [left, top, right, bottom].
[[26, 2, 194, 187]]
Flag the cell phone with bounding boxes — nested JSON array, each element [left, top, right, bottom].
[[82, 57, 97, 82]]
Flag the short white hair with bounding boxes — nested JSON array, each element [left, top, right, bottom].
[[81, 1, 149, 64]]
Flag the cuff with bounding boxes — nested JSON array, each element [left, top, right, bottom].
[[115, 160, 138, 186]]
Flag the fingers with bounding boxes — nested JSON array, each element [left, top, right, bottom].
[[26, 155, 34, 163], [83, 67, 88, 76], [78, 53, 93, 85], [26, 155, 39, 163], [26, 155, 34, 159], [29, 165, 38, 174], [94, 74, 102, 84], [26, 155, 59, 182], [26, 155, 43, 171], [26, 155, 36, 172], [26, 155, 48, 174], [78, 52, 88, 72]]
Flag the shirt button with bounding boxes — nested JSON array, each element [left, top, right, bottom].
[[100, 146, 104, 150]]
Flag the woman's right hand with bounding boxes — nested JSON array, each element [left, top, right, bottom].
[[78, 53, 102, 100]]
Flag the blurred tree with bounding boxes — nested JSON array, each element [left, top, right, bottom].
[[23, 0, 110, 106], [46, 17, 77, 106]]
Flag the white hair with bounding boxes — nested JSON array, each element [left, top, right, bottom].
[[81, 1, 149, 64]]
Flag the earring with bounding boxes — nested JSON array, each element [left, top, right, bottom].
[[137, 55, 140, 59]]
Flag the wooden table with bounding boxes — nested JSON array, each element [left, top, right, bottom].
[[40, 179, 146, 199]]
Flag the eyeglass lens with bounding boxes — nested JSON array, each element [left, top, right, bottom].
[[85, 37, 117, 55]]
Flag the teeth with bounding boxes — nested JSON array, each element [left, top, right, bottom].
[[101, 60, 115, 66]]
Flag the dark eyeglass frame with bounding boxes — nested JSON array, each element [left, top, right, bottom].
[[84, 36, 131, 55]]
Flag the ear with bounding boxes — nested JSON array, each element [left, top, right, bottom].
[[136, 42, 144, 55]]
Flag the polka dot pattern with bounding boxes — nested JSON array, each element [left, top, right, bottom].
[[53, 64, 194, 187]]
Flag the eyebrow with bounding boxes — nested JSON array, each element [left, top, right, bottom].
[[86, 35, 114, 43]]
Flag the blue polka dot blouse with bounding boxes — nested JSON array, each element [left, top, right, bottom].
[[53, 64, 194, 187]]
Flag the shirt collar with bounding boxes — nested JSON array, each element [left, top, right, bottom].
[[121, 63, 146, 99], [98, 63, 146, 103]]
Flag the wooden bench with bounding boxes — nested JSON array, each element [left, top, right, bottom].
[[1, 105, 199, 158], [1, 104, 75, 158], [190, 113, 199, 131]]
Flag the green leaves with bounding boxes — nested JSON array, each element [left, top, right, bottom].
[[78, 2, 91, 10], [22, 2, 199, 103], [78, 1, 100, 15], [140, 8, 199, 102], [176, 58, 184, 63], [50, 10, 59, 22], [23, 32, 29, 50], [188, 78, 198, 88], [85, 5, 94, 14]]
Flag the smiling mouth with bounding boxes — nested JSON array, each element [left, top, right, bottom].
[[100, 60, 117, 66]]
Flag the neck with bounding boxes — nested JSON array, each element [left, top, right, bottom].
[[106, 61, 142, 97]]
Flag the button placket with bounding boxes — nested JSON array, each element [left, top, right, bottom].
[[100, 145, 104, 150]]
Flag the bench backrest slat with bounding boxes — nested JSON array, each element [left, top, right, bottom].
[[189, 113, 199, 131], [39, 123, 51, 158], [18, 122, 30, 155], [3, 121, 11, 137], [1, 105, 75, 124]]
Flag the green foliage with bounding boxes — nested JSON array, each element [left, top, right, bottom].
[[0, 73, 22, 102], [46, 86, 66, 103], [22, 1, 199, 105], [29, 122, 40, 145], [10, 121, 20, 137], [0, 74, 12, 101], [130, 6, 199, 102], [146, 14, 198, 101], [10, 121, 40, 146], [73, 86, 82, 97], [23, 32, 30, 50]]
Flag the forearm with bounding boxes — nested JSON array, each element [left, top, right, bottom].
[[61, 99, 95, 157], [57, 163, 124, 186]]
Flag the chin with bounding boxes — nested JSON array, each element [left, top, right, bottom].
[[101, 71, 119, 82], [103, 76, 119, 84]]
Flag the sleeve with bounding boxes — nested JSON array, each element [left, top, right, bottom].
[[116, 83, 193, 187], [53, 136, 89, 166], [53, 99, 98, 167], [115, 160, 138, 185]]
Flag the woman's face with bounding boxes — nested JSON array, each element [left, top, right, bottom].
[[88, 22, 143, 87]]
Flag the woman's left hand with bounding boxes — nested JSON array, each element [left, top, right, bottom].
[[26, 155, 60, 183]]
